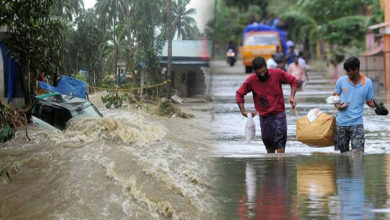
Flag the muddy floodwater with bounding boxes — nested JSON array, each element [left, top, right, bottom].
[[210, 60, 390, 219], [0, 95, 216, 219]]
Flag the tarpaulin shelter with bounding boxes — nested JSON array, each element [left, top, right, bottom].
[[0, 43, 20, 104], [38, 75, 87, 99]]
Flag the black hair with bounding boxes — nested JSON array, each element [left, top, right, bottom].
[[252, 57, 266, 70], [344, 56, 360, 71]]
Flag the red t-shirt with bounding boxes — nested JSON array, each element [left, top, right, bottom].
[[236, 68, 298, 117]]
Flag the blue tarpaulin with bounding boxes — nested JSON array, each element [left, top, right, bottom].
[[243, 24, 288, 53], [38, 76, 87, 99], [0, 43, 18, 104]]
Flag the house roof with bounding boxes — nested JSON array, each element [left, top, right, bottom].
[[161, 40, 211, 67], [362, 47, 383, 56], [162, 40, 211, 59], [368, 22, 389, 30]]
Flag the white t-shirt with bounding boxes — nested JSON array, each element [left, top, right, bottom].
[[267, 58, 277, 68], [298, 57, 307, 69]]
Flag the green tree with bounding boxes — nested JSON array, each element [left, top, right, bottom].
[[72, 9, 105, 85], [0, 0, 66, 105], [95, 0, 124, 84], [223, 0, 268, 13], [172, 0, 200, 40], [52, 0, 84, 20], [206, 1, 262, 56]]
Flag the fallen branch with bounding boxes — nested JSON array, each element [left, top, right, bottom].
[[2, 104, 30, 141]]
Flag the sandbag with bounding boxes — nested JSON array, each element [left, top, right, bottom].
[[296, 109, 335, 147]]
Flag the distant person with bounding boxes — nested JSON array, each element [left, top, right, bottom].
[[285, 46, 296, 67], [274, 46, 285, 70], [227, 40, 237, 55], [298, 52, 306, 69], [54, 74, 61, 87], [266, 54, 277, 68], [236, 57, 298, 154], [295, 40, 304, 55], [286, 40, 294, 48], [333, 56, 376, 153], [37, 70, 45, 82], [247, 16, 258, 25], [288, 56, 306, 90], [298, 51, 308, 81]]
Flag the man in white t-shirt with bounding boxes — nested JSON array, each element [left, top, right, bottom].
[[266, 54, 278, 68]]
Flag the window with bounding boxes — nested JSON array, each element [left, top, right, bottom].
[[244, 33, 280, 46]]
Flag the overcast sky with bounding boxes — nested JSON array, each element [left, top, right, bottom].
[[83, 0, 213, 31]]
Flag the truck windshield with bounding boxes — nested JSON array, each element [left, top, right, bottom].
[[244, 33, 279, 46]]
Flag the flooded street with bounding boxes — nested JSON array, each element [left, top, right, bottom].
[[0, 95, 216, 219], [210, 60, 390, 219]]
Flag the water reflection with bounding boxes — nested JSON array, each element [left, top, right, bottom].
[[297, 160, 335, 217], [335, 155, 372, 219], [216, 155, 390, 219], [239, 159, 295, 219]]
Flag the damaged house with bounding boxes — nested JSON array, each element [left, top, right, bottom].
[[161, 40, 211, 97]]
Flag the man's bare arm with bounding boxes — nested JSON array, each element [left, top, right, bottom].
[[367, 99, 375, 108], [238, 103, 257, 117], [289, 86, 297, 109]]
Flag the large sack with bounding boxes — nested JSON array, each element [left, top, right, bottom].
[[296, 109, 335, 147]]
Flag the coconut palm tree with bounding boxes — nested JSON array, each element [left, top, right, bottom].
[[96, 0, 126, 84], [53, 0, 84, 20], [172, 0, 199, 40]]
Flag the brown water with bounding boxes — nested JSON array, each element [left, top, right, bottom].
[[0, 96, 217, 219]]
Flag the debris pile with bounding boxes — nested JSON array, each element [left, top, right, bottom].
[[157, 99, 194, 119]]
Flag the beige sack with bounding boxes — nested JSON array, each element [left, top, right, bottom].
[[296, 112, 335, 147]]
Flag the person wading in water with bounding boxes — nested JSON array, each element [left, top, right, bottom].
[[236, 57, 298, 153]]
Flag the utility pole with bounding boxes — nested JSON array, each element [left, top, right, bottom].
[[167, 0, 173, 97], [384, 0, 390, 90], [211, 0, 217, 59]]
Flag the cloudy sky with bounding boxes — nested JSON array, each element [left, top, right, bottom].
[[83, 0, 213, 31]]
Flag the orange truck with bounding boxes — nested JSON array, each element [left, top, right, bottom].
[[241, 24, 287, 73]]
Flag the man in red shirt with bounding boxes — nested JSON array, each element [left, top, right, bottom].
[[236, 57, 298, 153]]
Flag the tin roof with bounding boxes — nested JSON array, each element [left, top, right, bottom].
[[162, 40, 211, 59]]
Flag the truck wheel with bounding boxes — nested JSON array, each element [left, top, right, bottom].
[[245, 66, 252, 73]]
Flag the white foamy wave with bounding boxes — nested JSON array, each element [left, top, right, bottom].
[[50, 117, 167, 146]]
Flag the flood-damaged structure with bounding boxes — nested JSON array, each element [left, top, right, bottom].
[[161, 40, 211, 97]]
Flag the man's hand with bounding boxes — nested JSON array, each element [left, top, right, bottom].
[[242, 111, 257, 117], [335, 102, 349, 111], [289, 96, 296, 109]]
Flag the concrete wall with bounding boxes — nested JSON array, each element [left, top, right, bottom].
[[172, 66, 207, 97], [328, 55, 384, 94], [359, 55, 384, 94]]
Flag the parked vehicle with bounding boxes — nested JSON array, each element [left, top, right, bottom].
[[226, 49, 236, 66], [30, 92, 102, 131], [241, 24, 287, 73]]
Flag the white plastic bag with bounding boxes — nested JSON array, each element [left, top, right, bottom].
[[326, 95, 340, 104], [245, 114, 256, 142]]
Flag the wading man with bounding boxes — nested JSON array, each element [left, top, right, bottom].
[[333, 56, 375, 153], [236, 57, 298, 153]]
